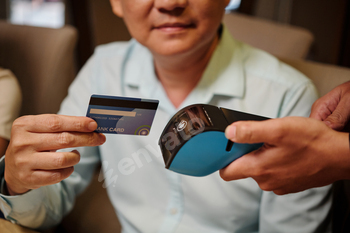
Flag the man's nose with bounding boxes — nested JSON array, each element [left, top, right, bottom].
[[154, 0, 188, 13]]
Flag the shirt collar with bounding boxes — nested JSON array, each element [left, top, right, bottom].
[[198, 24, 245, 99], [123, 40, 176, 113], [123, 25, 245, 111]]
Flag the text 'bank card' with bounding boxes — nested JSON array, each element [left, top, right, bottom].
[[86, 94, 159, 136]]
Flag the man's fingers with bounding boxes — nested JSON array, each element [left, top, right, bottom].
[[31, 132, 106, 151], [13, 115, 98, 133], [31, 150, 81, 170], [29, 167, 75, 188]]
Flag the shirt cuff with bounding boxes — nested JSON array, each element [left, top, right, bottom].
[[0, 156, 46, 223]]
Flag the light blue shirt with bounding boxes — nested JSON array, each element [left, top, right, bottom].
[[0, 26, 332, 232]]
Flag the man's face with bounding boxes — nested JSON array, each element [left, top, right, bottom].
[[110, 0, 230, 56]]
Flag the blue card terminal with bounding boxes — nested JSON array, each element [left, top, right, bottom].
[[159, 104, 269, 176], [86, 95, 159, 136]]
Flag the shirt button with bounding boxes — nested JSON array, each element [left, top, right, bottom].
[[170, 208, 178, 215]]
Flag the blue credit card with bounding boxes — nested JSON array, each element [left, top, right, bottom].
[[86, 94, 159, 135]]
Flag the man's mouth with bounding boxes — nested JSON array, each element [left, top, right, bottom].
[[153, 22, 195, 32]]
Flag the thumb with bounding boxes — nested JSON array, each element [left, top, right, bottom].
[[324, 97, 350, 130], [225, 119, 282, 144]]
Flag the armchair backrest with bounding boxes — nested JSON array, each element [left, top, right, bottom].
[[224, 13, 314, 59], [280, 58, 350, 97], [0, 21, 77, 115]]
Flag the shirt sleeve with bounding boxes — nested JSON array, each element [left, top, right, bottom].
[[260, 74, 332, 232], [279, 80, 319, 118], [0, 56, 101, 230], [0, 69, 22, 140]]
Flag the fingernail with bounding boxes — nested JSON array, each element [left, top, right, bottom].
[[99, 134, 106, 144], [324, 121, 332, 127], [225, 125, 236, 140], [88, 121, 97, 131]]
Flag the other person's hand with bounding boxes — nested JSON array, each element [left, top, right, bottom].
[[310, 81, 350, 131], [0, 137, 9, 159], [220, 117, 350, 195], [4, 115, 106, 195]]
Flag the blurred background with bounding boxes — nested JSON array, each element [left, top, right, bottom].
[[1, 1, 350, 232], [1, 0, 349, 70]]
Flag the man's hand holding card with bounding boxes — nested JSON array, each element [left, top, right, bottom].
[[4, 115, 105, 195]]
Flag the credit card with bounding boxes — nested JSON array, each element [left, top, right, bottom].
[[86, 94, 159, 135]]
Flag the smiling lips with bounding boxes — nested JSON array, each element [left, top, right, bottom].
[[154, 22, 195, 32]]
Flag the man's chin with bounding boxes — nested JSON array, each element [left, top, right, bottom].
[[149, 41, 201, 57]]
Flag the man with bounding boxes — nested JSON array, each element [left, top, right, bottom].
[[221, 81, 350, 195], [0, 0, 332, 232]]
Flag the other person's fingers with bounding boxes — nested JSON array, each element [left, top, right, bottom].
[[225, 118, 300, 145], [323, 94, 350, 130], [220, 149, 262, 181], [309, 91, 339, 121], [221, 117, 350, 195], [310, 81, 350, 131]]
